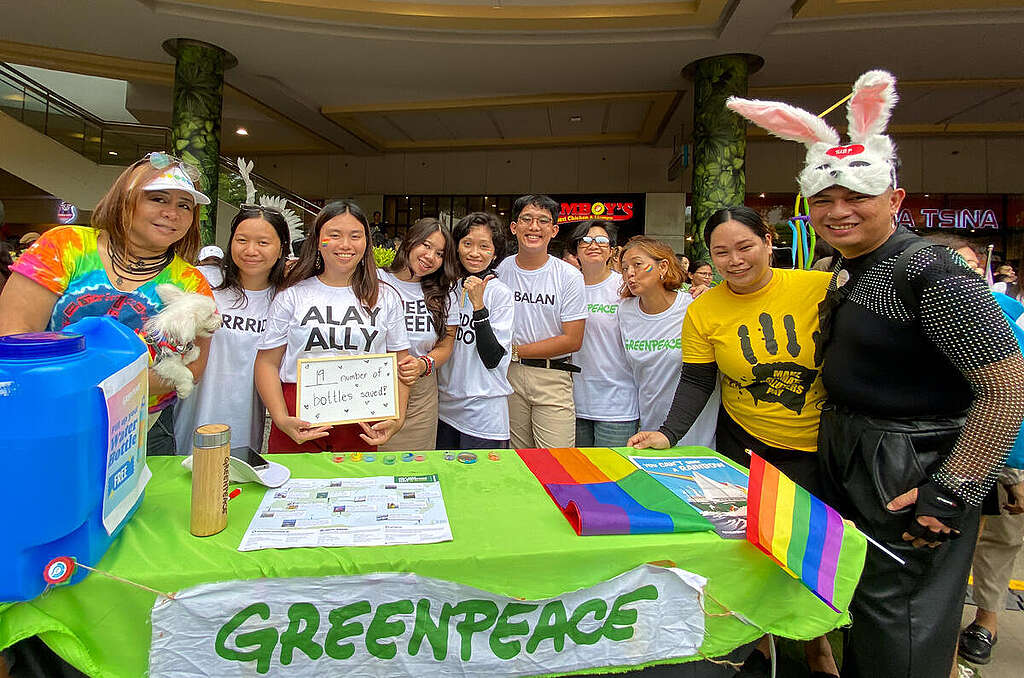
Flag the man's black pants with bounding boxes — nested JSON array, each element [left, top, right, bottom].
[[818, 406, 980, 678]]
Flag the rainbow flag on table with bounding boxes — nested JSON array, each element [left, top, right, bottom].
[[746, 453, 845, 612], [518, 448, 713, 536]]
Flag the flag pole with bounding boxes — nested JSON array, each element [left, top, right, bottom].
[[861, 532, 907, 566]]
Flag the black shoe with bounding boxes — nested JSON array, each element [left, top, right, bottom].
[[734, 649, 770, 678], [958, 622, 996, 665]]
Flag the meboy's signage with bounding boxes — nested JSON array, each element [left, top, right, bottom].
[[150, 565, 708, 677], [560, 200, 635, 223], [554, 193, 645, 226]]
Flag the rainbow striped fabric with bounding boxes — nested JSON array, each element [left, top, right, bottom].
[[746, 453, 845, 612], [518, 448, 713, 536]]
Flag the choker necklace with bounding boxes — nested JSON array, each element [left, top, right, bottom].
[[109, 243, 174, 285]]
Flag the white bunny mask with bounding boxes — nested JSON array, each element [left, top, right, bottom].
[[726, 70, 899, 198]]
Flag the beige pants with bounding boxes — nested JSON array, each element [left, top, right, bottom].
[[972, 484, 1024, 612], [379, 371, 438, 452], [507, 362, 576, 449]]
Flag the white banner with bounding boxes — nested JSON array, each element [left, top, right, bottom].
[[150, 564, 706, 677]]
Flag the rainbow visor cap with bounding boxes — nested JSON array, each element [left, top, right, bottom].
[[141, 154, 211, 205]]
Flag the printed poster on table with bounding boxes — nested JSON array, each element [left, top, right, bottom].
[[630, 456, 749, 539], [150, 564, 709, 677], [238, 475, 452, 551], [297, 353, 398, 426], [100, 353, 151, 535]]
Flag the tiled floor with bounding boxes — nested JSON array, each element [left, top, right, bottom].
[[959, 545, 1024, 678]]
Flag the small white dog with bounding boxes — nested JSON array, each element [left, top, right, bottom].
[[143, 284, 221, 399]]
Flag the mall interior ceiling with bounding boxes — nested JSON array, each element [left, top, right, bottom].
[[0, 1, 1022, 215]]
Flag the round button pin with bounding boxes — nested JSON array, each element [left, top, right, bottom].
[[364, 454, 376, 463], [457, 452, 477, 464], [401, 453, 414, 462], [414, 454, 426, 462], [383, 454, 396, 465], [350, 452, 363, 462], [487, 452, 501, 461]]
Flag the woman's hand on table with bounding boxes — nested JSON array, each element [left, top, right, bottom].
[[397, 355, 423, 386], [628, 430, 670, 449], [276, 416, 331, 444], [359, 418, 403, 445]]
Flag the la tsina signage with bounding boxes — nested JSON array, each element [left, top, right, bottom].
[[896, 207, 1000, 230]]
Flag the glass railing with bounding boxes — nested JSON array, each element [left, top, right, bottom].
[[0, 63, 169, 163], [0, 62, 320, 224]]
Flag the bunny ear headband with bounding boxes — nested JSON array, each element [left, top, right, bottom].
[[726, 70, 899, 198]]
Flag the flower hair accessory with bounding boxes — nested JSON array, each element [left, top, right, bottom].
[[726, 70, 899, 197]]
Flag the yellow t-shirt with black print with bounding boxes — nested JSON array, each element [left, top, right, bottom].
[[681, 268, 831, 452]]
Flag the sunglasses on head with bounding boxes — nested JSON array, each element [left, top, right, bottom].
[[140, 151, 202, 184]]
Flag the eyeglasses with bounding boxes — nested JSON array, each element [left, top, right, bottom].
[[515, 214, 554, 227], [578, 236, 610, 246], [142, 151, 202, 184], [692, 269, 714, 278]]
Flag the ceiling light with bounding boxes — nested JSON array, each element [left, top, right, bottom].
[[569, 115, 582, 123], [3, 93, 24, 102], [758, 193, 765, 198], [235, 127, 249, 136], [491, 204, 497, 208], [924, 194, 930, 198], [108, 151, 118, 156]]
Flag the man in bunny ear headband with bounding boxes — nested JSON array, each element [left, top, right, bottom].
[[728, 71, 1024, 678]]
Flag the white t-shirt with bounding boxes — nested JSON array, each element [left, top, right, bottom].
[[257, 277, 410, 383], [437, 279, 515, 439], [174, 266, 272, 453], [618, 292, 719, 446], [572, 272, 639, 421], [378, 269, 459, 357], [495, 255, 586, 358]]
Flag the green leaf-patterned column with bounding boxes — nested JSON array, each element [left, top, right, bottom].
[[688, 54, 758, 262], [168, 39, 234, 245]]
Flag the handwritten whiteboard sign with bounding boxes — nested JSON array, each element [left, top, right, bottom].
[[296, 353, 399, 426]]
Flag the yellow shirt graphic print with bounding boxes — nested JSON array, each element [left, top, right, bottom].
[[681, 268, 831, 452]]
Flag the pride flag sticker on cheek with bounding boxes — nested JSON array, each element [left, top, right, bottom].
[[320, 239, 330, 248]]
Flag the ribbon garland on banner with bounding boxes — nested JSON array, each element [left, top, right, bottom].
[[150, 564, 718, 677], [517, 448, 714, 535]]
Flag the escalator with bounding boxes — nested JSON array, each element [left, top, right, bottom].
[[0, 62, 318, 242]]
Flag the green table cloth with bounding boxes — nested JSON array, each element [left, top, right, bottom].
[[0, 448, 865, 677]]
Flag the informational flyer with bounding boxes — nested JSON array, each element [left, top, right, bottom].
[[630, 456, 749, 539], [100, 352, 151, 535], [238, 475, 452, 551]]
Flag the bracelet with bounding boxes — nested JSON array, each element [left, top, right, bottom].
[[419, 355, 435, 376]]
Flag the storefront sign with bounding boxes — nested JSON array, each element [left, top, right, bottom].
[[560, 200, 635, 223], [150, 564, 708, 677], [896, 208, 1000, 230], [57, 201, 77, 224], [554, 193, 645, 226]]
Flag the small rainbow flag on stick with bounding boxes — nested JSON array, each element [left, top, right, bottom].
[[518, 448, 713, 536], [746, 453, 845, 612]]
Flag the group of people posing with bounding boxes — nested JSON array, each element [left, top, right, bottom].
[[1, 68, 1022, 678]]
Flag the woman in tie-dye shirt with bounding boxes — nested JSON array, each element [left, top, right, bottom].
[[0, 154, 215, 454]]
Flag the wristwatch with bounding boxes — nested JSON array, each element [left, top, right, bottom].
[[510, 344, 520, 362]]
